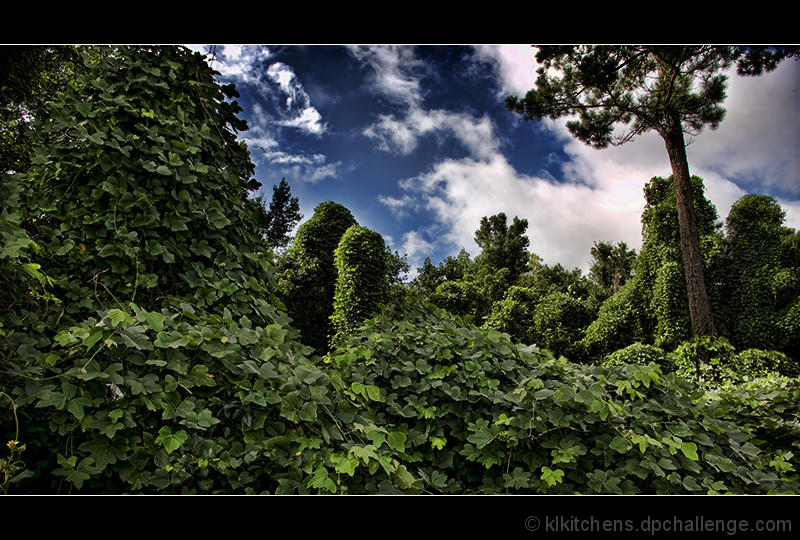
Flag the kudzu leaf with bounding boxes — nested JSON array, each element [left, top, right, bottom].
[[609, 436, 630, 454], [145, 311, 165, 332], [387, 431, 407, 453], [680, 441, 699, 461], [540, 466, 564, 487], [155, 426, 188, 454]]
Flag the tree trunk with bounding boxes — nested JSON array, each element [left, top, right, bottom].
[[660, 109, 716, 339]]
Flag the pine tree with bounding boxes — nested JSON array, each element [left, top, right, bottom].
[[251, 177, 302, 251]]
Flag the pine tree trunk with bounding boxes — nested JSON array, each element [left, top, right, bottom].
[[660, 110, 716, 339]]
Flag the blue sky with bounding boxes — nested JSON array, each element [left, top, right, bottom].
[[190, 45, 800, 279]]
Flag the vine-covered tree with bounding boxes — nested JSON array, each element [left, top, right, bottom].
[[506, 45, 799, 340], [331, 225, 390, 341], [724, 194, 799, 355], [580, 175, 724, 358], [275, 201, 358, 351]]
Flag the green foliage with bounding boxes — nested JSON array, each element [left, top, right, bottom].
[[505, 46, 744, 150], [474, 212, 530, 286], [527, 291, 594, 360], [483, 286, 539, 344], [589, 240, 637, 295], [601, 343, 678, 374], [16, 46, 269, 322], [409, 248, 475, 299], [735, 349, 800, 379], [583, 175, 726, 359], [331, 225, 390, 341], [328, 297, 800, 494], [724, 194, 799, 354], [276, 201, 358, 351], [580, 278, 651, 361], [429, 279, 489, 322], [0, 46, 89, 174]]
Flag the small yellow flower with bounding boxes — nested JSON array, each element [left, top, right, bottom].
[[295, 451, 302, 456], [205, 373, 214, 379], [6, 440, 18, 449]]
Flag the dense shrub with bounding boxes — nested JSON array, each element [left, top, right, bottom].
[[580, 278, 651, 361], [482, 286, 539, 344], [601, 343, 678, 374], [326, 297, 800, 494], [428, 279, 489, 322]]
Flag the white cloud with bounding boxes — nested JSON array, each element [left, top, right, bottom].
[[691, 60, 800, 198], [470, 44, 541, 98], [265, 61, 328, 136], [364, 108, 499, 160], [383, 152, 646, 273], [207, 45, 274, 90], [399, 230, 436, 264], [346, 45, 427, 108]]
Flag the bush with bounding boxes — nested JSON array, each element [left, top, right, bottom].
[[601, 342, 678, 374], [734, 349, 799, 379]]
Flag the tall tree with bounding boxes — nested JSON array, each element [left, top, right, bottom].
[[474, 212, 530, 284], [250, 177, 302, 251], [506, 45, 798, 339], [589, 241, 637, 295]]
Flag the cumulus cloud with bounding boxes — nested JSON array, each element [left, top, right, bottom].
[[204, 46, 328, 137], [201, 45, 275, 93], [470, 44, 541, 98], [346, 45, 428, 108], [364, 108, 499, 160], [202, 46, 336, 184], [382, 152, 645, 273]]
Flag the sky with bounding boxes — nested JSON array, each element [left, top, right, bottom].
[[190, 45, 800, 279]]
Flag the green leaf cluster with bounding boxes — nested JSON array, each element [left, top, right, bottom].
[[326, 297, 800, 494]]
